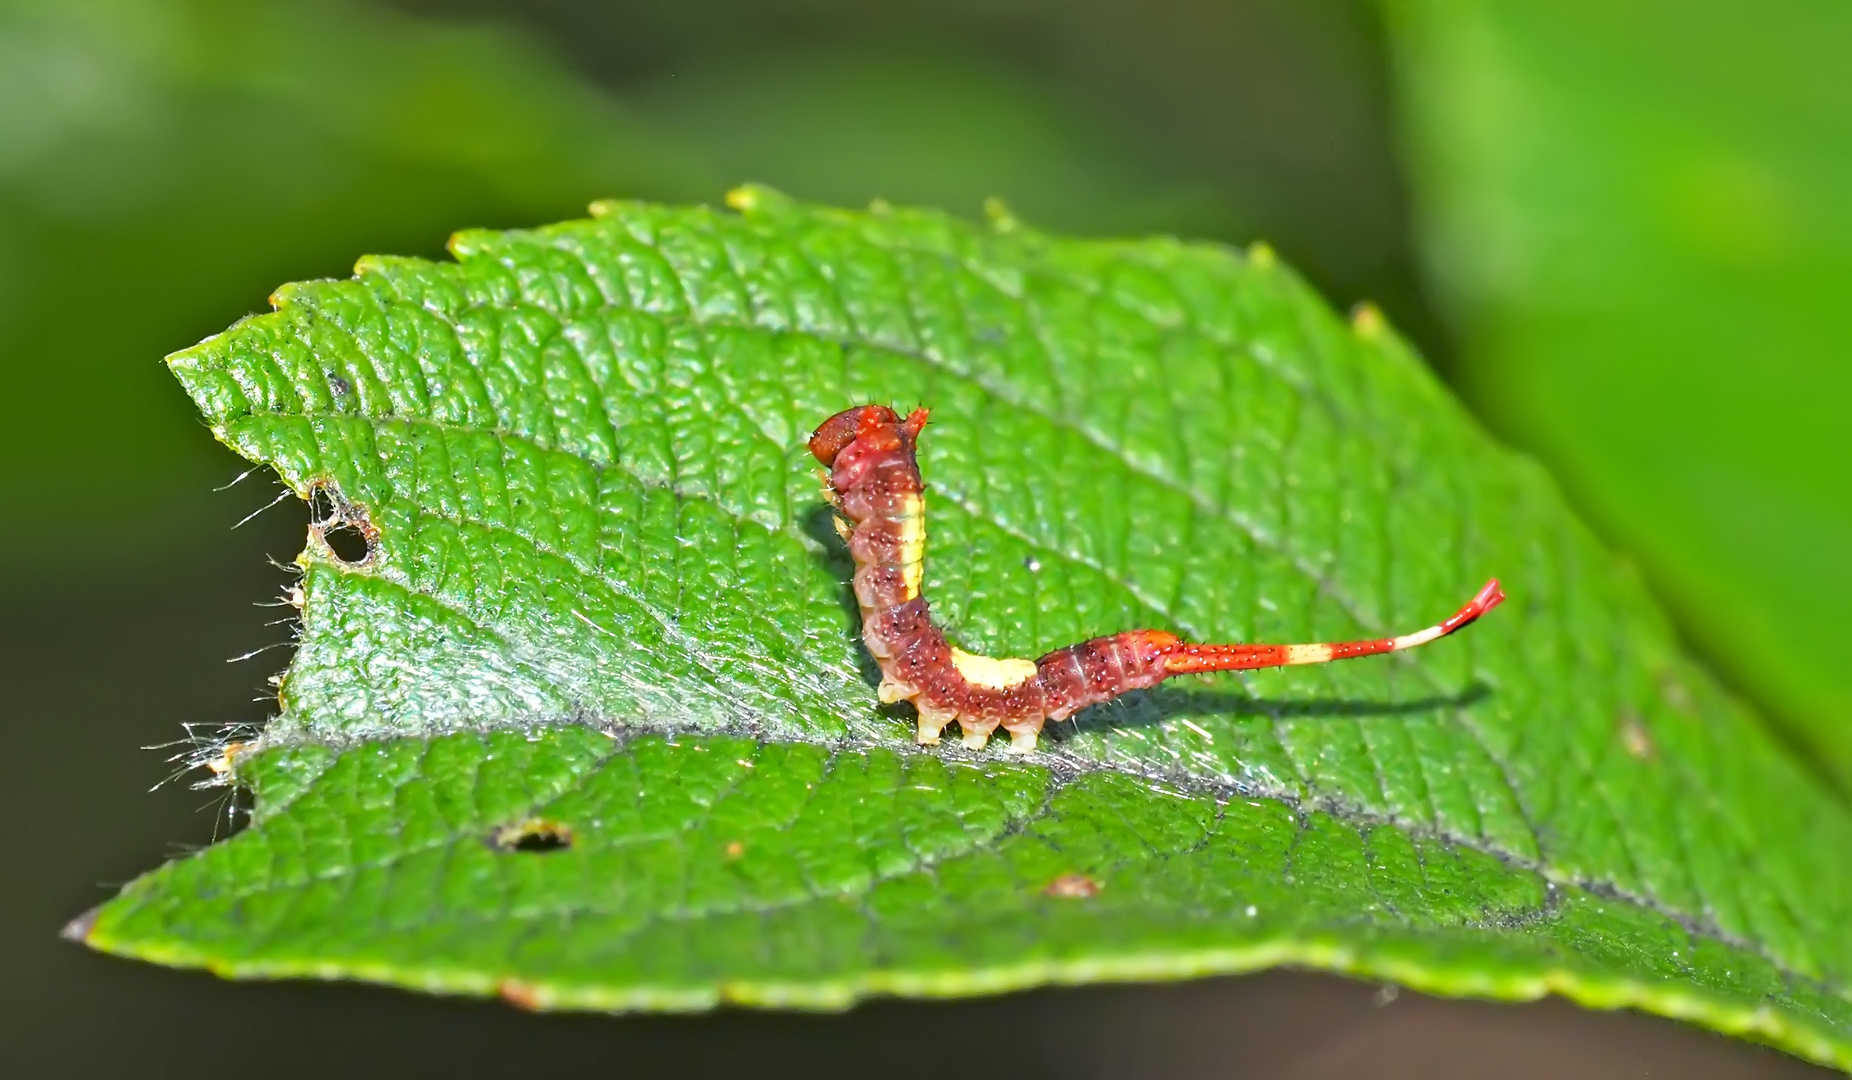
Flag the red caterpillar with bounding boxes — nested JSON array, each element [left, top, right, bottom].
[[809, 404, 1506, 753]]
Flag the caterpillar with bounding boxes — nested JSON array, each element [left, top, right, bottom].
[[809, 404, 1506, 754]]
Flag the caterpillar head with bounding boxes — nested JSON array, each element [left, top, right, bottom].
[[807, 404, 929, 466], [807, 405, 896, 467]]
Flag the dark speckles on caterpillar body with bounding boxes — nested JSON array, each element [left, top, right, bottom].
[[808, 404, 1506, 754]]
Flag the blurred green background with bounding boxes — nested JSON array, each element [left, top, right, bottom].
[[4, 0, 1843, 1076]]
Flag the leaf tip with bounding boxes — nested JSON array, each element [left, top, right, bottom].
[[161, 342, 206, 374], [60, 905, 101, 945]]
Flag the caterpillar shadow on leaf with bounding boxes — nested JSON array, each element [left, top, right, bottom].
[[1054, 681, 1494, 745]]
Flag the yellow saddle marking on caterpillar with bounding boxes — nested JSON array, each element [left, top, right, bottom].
[[950, 648, 1038, 690], [894, 492, 926, 599]]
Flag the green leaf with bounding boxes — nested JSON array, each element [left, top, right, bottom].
[[1387, 0, 1852, 788], [76, 189, 1852, 1070]]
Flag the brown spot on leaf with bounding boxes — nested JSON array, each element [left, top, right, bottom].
[[1044, 873, 1101, 899], [1620, 713, 1655, 760], [498, 978, 544, 1010], [725, 840, 745, 859]]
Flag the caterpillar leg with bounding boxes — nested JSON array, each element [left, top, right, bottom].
[[915, 701, 956, 745], [878, 676, 917, 704], [956, 713, 999, 751], [999, 715, 1046, 755]]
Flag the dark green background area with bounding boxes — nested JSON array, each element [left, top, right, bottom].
[[4, 0, 1842, 1076], [1389, 0, 1852, 788]]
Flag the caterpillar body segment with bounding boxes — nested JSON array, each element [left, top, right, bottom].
[[809, 405, 1505, 753]]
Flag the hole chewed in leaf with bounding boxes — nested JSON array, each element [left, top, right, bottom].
[[306, 482, 376, 566], [487, 819, 573, 854], [319, 524, 371, 564]]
